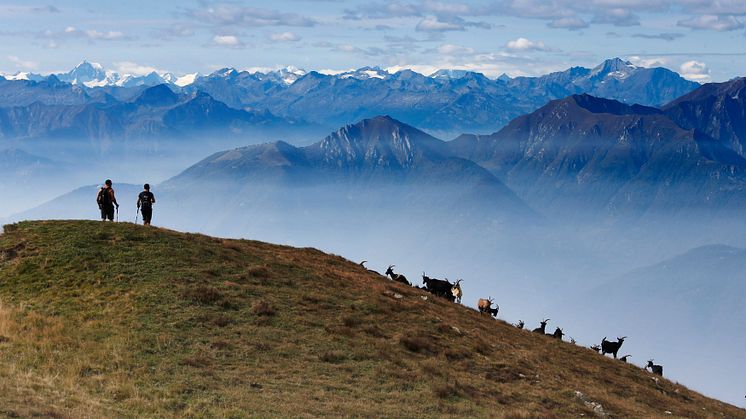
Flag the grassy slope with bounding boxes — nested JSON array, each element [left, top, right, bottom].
[[0, 220, 742, 418]]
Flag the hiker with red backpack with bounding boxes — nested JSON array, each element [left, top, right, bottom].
[[96, 179, 119, 222]]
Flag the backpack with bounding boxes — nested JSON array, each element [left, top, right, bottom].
[[139, 191, 153, 209], [97, 187, 111, 208]]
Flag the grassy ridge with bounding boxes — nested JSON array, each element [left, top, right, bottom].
[[0, 220, 743, 418]]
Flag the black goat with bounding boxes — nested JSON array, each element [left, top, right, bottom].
[[422, 272, 455, 302], [646, 360, 663, 376], [385, 265, 411, 286], [619, 355, 631, 363], [532, 318, 550, 334], [515, 320, 525, 329], [601, 336, 627, 359], [551, 327, 564, 340], [359, 261, 382, 276]]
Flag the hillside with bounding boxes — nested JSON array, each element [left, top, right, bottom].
[[0, 221, 743, 417]]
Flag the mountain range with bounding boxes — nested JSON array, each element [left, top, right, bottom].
[[0, 58, 700, 141], [449, 92, 746, 217]]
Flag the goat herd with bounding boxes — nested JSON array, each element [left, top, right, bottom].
[[363, 262, 665, 377]]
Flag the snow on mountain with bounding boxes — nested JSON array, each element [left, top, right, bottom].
[[2, 71, 46, 82], [338, 67, 389, 80], [174, 73, 200, 87], [429, 69, 471, 80], [586, 57, 638, 81]]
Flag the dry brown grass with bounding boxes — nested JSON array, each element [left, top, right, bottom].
[[0, 220, 743, 418]]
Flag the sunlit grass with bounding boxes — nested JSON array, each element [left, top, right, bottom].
[[0, 220, 742, 417]]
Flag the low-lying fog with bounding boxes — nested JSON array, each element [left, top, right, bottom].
[[3, 136, 745, 409]]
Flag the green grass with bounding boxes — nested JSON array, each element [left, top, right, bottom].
[[0, 220, 743, 418]]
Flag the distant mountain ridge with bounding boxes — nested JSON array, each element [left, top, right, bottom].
[[0, 58, 700, 138]]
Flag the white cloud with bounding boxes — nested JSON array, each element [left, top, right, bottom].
[[113, 61, 162, 76], [186, 3, 316, 27], [436, 44, 475, 56], [506, 37, 549, 51], [7, 55, 38, 70], [627, 56, 668, 68], [677, 15, 744, 31], [270, 31, 301, 42], [38, 26, 129, 43], [679, 60, 710, 81], [212, 35, 244, 47], [415, 16, 464, 32]]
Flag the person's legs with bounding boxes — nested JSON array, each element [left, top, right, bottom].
[[142, 207, 152, 225], [105, 205, 115, 221]]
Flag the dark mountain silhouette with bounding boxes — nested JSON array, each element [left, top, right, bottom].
[[449, 94, 746, 216], [664, 77, 746, 158]]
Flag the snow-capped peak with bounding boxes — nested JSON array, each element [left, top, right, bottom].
[[174, 73, 200, 87], [429, 69, 471, 80], [338, 67, 389, 80]]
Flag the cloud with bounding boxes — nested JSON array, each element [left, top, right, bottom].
[[212, 34, 245, 47], [679, 60, 710, 81], [152, 24, 196, 40], [631, 32, 685, 41], [435, 43, 475, 56], [37, 26, 130, 45], [270, 31, 301, 42], [7, 55, 38, 70], [677, 15, 744, 31], [627, 56, 668, 67], [591, 8, 641, 26], [505, 37, 550, 51], [113, 61, 163, 76], [415, 16, 464, 32], [186, 3, 316, 27], [548, 17, 589, 29]]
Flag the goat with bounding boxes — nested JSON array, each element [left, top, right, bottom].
[[515, 320, 525, 329], [619, 355, 631, 363], [570, 337, 577, 345], [590, 344, 601, 353], [646, 360, 663, 376], [359, 261, 382, 276], [532, 318, 549, 334], [601, 336, 627, 359], [451, 279, 463, 304], [477, 298, 499, 317], [385, 265, 411, 286], [551, 327, 564, 340], [422, 273, 455, 302]]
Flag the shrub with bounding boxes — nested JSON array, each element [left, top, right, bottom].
[[399, 334, 437, 354], [319, 350, 347, 363], [185, 286, 222, 305], [251, 300, 275, 316]]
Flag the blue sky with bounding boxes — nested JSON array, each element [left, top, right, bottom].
[[1, 0, 745, 81]]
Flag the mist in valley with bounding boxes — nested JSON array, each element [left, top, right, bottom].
[[6, 125, 746, 408]]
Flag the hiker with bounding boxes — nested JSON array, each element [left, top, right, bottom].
[[137, 183, 156, 226], [96, 179, 119, 222]]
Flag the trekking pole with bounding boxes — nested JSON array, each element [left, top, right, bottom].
[[135, 207, 140, 224], [116, 206, 119, 222]]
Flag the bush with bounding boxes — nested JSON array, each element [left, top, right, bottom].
[[184, 286, 222, 305], [251, 300, 275, 316], [319, 350, 347, 363], [431, 381, 460, 399], [399, 334, 438, 354]]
